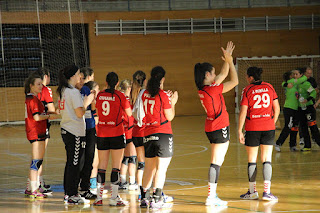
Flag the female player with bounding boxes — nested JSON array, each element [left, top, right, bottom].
[[94, 72, 132, 206], [57, 65, 94, 204], [194, 41, 237, 206], [118, 79, 138, 191], [275, 70, 307, 152], [24, 73, 51, 198], [139, 66, 178, 209], [238, 66, 280, 201]]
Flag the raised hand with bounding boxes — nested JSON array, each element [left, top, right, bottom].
[[221, 41, 235, 63]]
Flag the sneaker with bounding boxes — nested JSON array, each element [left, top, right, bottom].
[[290, 146, 297, 152], [162, 192, 174, 203], [119, 182, 128, 190], [25, 189, 32, 197], [150, 198, 173, 209], [67, 195, 90, 204], [262, 192, 278, 201], [205, 196, 228, 206], [80, 190, 97, 200], [138, 194, 141, 202], [240, 190, 259, 200], [109, 195, 129, 206], [64, 195, 69, 204], [274, 145, 281, 152], [93, 198, 103, 206], [140, 198, 149, 208], [39, 185, 53, 195], [30, 189, 47, 199], [299, 138, 304, 146], [128, 183, 138, 191], [301, 147, 311, 152]]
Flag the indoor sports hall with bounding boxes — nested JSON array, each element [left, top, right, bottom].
[[0, 1, 319, 212]]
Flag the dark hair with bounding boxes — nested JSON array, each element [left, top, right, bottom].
[[57, 65, 79, 99], [194, 62, 213, 90], [131, 70, 146, 105], [296, 67, 306, 75], [24, 73, 42, 95], [35, 67, 50, 80], [247, 66, 263, 81], [85, 81, 98, 90], [106, 72, 118, 93], [147, 66, 166, 97], [80, 67, 94, 79], [283, 71, 292, 81]]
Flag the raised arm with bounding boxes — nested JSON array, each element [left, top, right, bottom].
[[221, 42, 238, 93], [214, 41, 234, 85]]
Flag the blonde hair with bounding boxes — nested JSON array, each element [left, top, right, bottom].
[[118, 79, 132, 93], [131, 70, 146, 105]]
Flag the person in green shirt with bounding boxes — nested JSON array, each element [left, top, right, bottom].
[[275, 70, 306, 152], [296, 68, 320, 151]]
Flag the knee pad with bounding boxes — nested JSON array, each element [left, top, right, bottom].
[[291, 126, 299, 131], [137, 162, 145, 170], [209, 163, 220, 183], [262, 161, 272, 181], [122, 156, 129, 166], [111, 168, 120, 185], [308, 120, 317, 126], [128, 156, 137, 164], [30, 159, 43, 171], [248, 162, 257, 182], [97, 169, 106, 183]]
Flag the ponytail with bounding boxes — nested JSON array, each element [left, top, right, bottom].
[[131, 70, 146, 105], [57, 65, 78, 99], [147, 66, 165, 97], [194, 62, 213, 90], [106, 72, 118, 93]]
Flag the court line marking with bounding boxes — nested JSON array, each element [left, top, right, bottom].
[[174, 144, 208, 157]]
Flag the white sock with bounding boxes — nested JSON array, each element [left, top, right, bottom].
[[129, 176, 135, 184], [111, 184, 118, 199], [97, 183, 104, 200], [37, 176, 40, 188], [249, 181, 256, 193], [264, 181, 271, 194], [208, 182, 217, 198], [30, 181, 38, 192], [26, 178, 31, 191], [120, 174, 126, 183]]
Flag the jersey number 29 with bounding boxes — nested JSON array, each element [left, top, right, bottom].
[[253, 93, 270, 109]]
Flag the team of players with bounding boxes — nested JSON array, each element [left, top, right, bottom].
[[24, 41, 317, 208]]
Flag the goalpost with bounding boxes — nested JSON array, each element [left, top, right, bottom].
[[235, 55, 320, 114]]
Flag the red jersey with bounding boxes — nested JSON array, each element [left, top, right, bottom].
[[25, 94, 47, 141], [141, 89, 172, 136], [37, 85, 53, 112], [198, 83, 229, 132], [240, 81, 278, 131], [96, 89, 131, 137], [122, 95, 134, 140]]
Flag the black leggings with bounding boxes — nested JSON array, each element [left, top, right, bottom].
[[276, 107, 298, 147], [298, 106, 320, 148]]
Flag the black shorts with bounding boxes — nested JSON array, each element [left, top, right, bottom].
[[97, 134, 126, 150], [245, 130, 275, 147], [206, 126, 230, 144], [133, 137, 144, 147], [144, 133, 173, 158], [126, 138, 133, 144]]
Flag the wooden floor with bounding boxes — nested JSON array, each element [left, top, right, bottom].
[[0, 114, 320, 213]]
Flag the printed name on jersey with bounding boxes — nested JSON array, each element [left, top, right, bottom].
[[252, 87, 268, 94], [99, 96, 115, 101], [144, 93, 151, 98]]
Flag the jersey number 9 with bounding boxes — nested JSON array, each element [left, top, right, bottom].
[[102, 101, 110, 116]]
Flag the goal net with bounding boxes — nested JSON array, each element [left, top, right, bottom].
[[235, 55, 320, 113]]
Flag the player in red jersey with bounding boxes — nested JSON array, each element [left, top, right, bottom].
[[238, 67, 280, 201], [34, 68, 55, 194], [24, 73, 51, 199], [194, 41, 238, 206], [131, 70, 147, 197], [94, 72, 132, 206], [139, 66, 178, 209], [118, 79, 139, 191]]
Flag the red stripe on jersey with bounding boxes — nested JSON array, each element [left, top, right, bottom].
[[240, 81, 278, 131], [96, 89, 131, 137], [141, 90, 172, 136], [25, 94, 47, 141], [198, 83, 229, 132]]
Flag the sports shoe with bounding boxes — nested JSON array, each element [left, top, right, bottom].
[[290, 146, 297, 152], [240, 190, 259, 200], [150, 198, 173, 209], [39, 185, 53, 195], [119, 182, 128, 190], [25, 189, 32, 197], [128, 183, 138, 191], [30, 189, 47, 199], [262, 192, 278, 201], [93, 198, 103, 206], [299, 138, 304, 145], [80, 190, 97, 200], [205, 196, 228, 206], [67, 195, 90, 204], [64, 195, 69, 204], [140, 198, 149, 208], [109, 195, 129, 206], [274, 145, 281, 152], [138, 194, 141, 202], [301, 147, 311, 152], [162, 192, 174, 203]]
